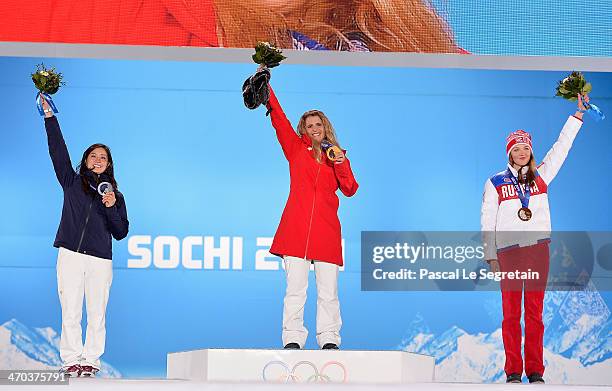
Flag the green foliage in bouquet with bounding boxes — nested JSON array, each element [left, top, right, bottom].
[[555, 71, 592, 102], [252, 42, 286, 68], [31, 64, 65, 95]]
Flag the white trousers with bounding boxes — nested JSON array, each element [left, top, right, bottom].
[[56, 247, 113, 369], [282, 256, 341, 348]]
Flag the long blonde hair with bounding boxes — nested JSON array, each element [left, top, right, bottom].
[[297, 110, 340, 161], [213, 0, 459, 53]]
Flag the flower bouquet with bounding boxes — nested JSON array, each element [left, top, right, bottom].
[[555, 71, 604, 121], [32, 64, 65, 116], [252, 42, 286, 68]]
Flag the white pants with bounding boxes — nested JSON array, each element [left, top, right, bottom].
[[56, 247, 113, 369], [282, 256, 341, 348]]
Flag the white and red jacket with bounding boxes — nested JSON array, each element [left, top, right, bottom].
[[481, 115, 583, 260]]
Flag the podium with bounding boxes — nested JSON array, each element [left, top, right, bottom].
[[167, 349, 434, 384]]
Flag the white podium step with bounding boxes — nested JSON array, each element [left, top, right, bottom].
[[167, 348, 434, 384]]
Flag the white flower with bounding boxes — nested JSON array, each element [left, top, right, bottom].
[[40, 71, 49, 77]]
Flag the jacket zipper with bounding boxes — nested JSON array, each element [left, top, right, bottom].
[[303, 164, 321, 260], [76, 197, 94, 253]]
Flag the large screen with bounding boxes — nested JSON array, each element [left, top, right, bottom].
[[2, 0, 612, 56]]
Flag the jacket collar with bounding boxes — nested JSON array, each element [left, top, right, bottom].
[[506, 163, 528, 177], [83, 170, 111, 187], [300, 132, 313, 148], [301, 134, 349, 166], [304, 136, 338, 165]]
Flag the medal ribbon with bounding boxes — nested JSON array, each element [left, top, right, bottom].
[[36, 92, 59, 116], [582, 101, 605, 122], [507, 168, 531, 210]]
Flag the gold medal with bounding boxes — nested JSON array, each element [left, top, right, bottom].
[[321, 140, 342, 160], [325, 145, 342, 160]]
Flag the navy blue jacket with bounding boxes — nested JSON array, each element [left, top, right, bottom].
[[45, 116, 129, 260]]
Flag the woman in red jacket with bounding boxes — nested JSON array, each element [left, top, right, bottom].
[[266, 86, 358, 350]]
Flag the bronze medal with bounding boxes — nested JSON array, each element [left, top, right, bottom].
[[518, 207, 532, 221]]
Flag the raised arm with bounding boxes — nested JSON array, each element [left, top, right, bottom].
[[537, 115, 582, 185], [333, 155, 359, 197], [266, 86, 302, 160], [538, 96, 587, 184], [44, 113, 76, 190], [481, 179, 499, 262]]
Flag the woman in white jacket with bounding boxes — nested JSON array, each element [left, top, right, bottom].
[[481, 95, 589, 384]]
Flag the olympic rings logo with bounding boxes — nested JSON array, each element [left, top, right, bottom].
[[262, 360, 347, 383]]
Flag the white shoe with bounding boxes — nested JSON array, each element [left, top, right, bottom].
[[80, 365, 99, 377], [60, 364, 82, 378]]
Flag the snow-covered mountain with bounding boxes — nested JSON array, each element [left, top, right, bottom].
[[399, 287, 611, 385], [544, 284, 611, 366], [0, 319, 121, 378]]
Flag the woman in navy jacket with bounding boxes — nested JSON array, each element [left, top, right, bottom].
[[41, 96, 129, 377]]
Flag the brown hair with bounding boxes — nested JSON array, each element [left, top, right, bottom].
[[213, 0, 460, 53], [509, 153, 537, 188]]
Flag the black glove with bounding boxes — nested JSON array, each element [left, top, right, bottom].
[[242, 67, 271, 110]]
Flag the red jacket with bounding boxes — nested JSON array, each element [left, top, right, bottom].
[[267, 87, 358, 266]]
